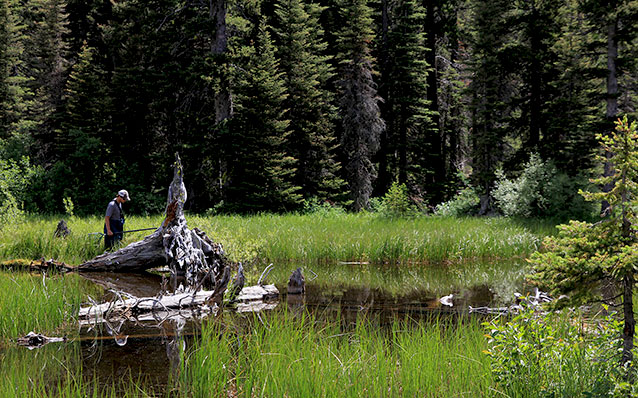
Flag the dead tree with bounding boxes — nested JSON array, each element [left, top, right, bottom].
[[78, 154, 227, 288]]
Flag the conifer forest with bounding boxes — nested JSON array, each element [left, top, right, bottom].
[[1, 0, 637, 217]]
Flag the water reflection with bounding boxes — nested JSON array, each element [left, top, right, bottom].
[[68, 261, 529, 391]]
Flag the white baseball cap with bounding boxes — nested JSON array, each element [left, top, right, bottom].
[[118, 189, 130, 201]]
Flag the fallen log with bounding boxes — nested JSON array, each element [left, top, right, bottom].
[[78, 154, 227, 289], [79, 284, 280, 325]]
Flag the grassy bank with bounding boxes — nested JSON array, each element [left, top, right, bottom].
[[0, 213, 553, 266]]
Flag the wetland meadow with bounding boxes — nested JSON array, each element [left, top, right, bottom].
[[0, 213, 623, 397]]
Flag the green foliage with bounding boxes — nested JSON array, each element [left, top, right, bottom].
[[529, 118, 638, 307], [0, 156, 37, 227], [62, 196, 73, 217], [377, 181, 416, 218], [485, 304, 620, 397], [493, 153, 595, 220], [434, 187, 480, 216]]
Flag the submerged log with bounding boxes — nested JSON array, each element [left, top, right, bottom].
[[78, 284, 280, 324], [78, 154, 227, 288]]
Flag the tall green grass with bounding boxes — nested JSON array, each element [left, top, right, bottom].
[[0, 213, 553, 265], [191, 213, 551, 264], [181, 311, 495, 397], [0, 271, 98, 339], [0, 342, 160, 398]]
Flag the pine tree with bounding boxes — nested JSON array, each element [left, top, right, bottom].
[[529, 117, 638, 368], [334, 0, 384, 211], [52, 43, 114, 213], [467, 0, 512, 214], [0, 0, 35, 158], [379, 0, 432, 197], [225, 22, 302, 212], [541, 0, 601, 173], [21, 0, 71, 163], [273, 0, 346, 203]]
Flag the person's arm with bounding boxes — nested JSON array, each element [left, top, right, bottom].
[[105, 216, 113, 236]]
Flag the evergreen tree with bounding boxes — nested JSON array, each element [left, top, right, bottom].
[[378, 0, 433, 198], [273, 0, 346, 203], [541, 0, 601, 173], [225, 22, 302, 212], [0, 0, 35, 158], [467, 0, 512, 214], [21, 0, 71, 163], [529, 117, 638, 368], [48, 43, 115, 214], [334, 0, 384, 211]]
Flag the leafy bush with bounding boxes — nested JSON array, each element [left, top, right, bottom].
[[0, 157, 38, 228], [485, 303, 620, 397], [302, 197, 346, 216], [434, 187, 480, 216], [493, 153, 595, 220]]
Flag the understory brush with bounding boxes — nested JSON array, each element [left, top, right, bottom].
[[485, 304, 622, 397]]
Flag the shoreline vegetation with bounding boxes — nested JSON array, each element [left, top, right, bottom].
[[2, 214, 618, 397], [1, 213, 554, 266]]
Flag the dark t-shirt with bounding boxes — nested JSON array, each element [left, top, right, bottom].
[[105, 199, 123, 221]]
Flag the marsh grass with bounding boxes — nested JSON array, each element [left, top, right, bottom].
[[182, 311, 495, 397], [190, 213, 550, 264], [0, 342, 160, 397], [1, 213, 551, 266], [0, 271, 98, 339]]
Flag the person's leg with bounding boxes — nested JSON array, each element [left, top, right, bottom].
[[112, 220, 124, 246], [104, 224, 115, 249]]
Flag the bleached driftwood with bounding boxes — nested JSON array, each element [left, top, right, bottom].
[[78, 284, 280, 324]]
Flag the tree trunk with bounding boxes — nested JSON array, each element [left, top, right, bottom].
[[622, 273, 635, 366], [210, 0, 232, 123]]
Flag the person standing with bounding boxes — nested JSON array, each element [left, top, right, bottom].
[[104, 189, 130, 249]]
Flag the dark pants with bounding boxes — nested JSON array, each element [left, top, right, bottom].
[[104, 219, 124, 249]]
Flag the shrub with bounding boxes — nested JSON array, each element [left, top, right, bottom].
[[485, 303, 620, 397], [492, 153, 595, 220], [434, 187, 480, 216], [0, 157, 37, 228], [302, 197, 346, 216]]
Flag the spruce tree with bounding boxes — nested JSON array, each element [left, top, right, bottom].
[[0, 0, 35, 158], [529, 117, 638, 368], [380, 0, 432, 195], [53, 43, 114, 213], [467, 0, 512, 214], [334, 0, 384, 211], [21, 0, 71, 163], [225, 22, 302, 212], [273, 0, 346, 203]]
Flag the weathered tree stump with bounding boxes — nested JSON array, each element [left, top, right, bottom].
[[288, 267, 305, 294], [54, 219, 70, 238], [78, 154, 227, 288]]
